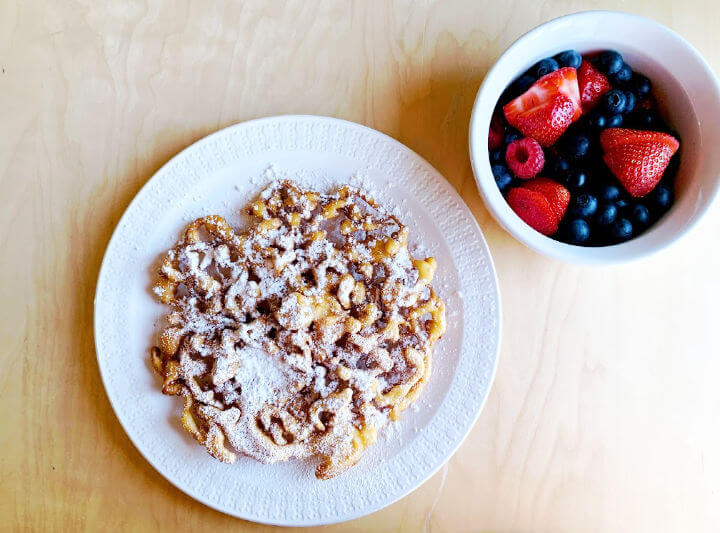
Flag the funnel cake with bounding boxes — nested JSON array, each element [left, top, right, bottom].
[[150, 180, 445, 479]]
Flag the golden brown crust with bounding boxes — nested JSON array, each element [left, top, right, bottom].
[[150, 180, 446, 478]]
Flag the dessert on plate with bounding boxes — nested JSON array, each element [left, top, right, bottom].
[[489, 49, 680, 246], [150, 179, 446, 479]]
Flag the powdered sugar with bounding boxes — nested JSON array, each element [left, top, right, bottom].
[[234, 347, 298, 412], [150, 179, 446, 479]]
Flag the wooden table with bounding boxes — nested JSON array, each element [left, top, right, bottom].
[[4, 1, 719, 531]]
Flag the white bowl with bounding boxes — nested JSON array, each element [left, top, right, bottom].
[[469, 10, 720, 265]]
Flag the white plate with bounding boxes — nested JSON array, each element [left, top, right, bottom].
[[94, 115, 501, 526]]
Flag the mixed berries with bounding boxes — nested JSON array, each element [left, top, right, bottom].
[[490, 49, 680, 246]]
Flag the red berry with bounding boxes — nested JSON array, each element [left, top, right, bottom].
[[638, 98, 656, 111], [507, 94, 577, 147], [507, 188, 556, 235], [505, 137, 545, 179], [577, 60, 610, 111], [600, 128, 680, 197], [507, 178, 570, 235], [488, 114, 504, 150], [503, 67, 581, 147], [523, 178, 571, 221]]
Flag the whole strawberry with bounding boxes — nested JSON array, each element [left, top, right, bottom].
[[507, 178, 570, 235], [600, 128, 680, 197]]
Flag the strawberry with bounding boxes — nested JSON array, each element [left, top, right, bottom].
[[523, 178, 571, 220], [504, 95, 576, 147], [507, 188, 556, 235], [488, 113, 504, 150], [503, 67, 581, 147], [600, 128, 680, 197], [507, 178, 570, 235], [577, 60, 610, 111]]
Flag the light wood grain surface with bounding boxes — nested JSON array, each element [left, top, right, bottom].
[[3, 1, 720, 531]]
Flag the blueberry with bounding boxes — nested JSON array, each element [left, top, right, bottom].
[[553, 157, 570, 177], [492, 165, 513, 192], [587, 112, 607, 130], [611, 62, 633, 84], [505, 129, 522, 145], [495, 174, 513, 192], [607, 114, 624, 128], [610, 218, 633, 241], [599, 184, 621, 203], [623, 90, 636, 113], [533, 58, 559, 78], [499, 88, 514, 106], [631, 204, 651, 227], [512, 74, 536, 96], [554, 50, 582, 69], [633, 110, 658, 129], [492, 164, 508, 177], [597, 50, 624, 75], [502, 74, 534, 104], [595, 203, 618, 226], [603, 89, 627, 114], [632, 73, 652, 97], [615, 199, 629, 211], [567, 133, 591, 159], [490, 148, 504, 164], [564, 169, 587, 190], [570, 193, 598, 218], [649, 185, 673, 213], [564, 219, 591, 244]]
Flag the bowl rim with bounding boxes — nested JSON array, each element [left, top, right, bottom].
[[469, 9, 720, 265]]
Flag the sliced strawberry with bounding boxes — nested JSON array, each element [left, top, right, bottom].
[[505, 94, 577, 147], [507, 178, 570, 235], [577, 60, 610, 111], [600, 128, 680, 197], [503, 67, 581, 147]]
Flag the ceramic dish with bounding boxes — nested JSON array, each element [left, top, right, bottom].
[[469, 10, 720, 264], [94, 115, 501, 525]]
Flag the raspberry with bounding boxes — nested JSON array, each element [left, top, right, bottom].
[[505, 137, 545, 179]]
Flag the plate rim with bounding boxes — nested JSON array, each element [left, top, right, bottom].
[[93, 114, 502, 526]]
